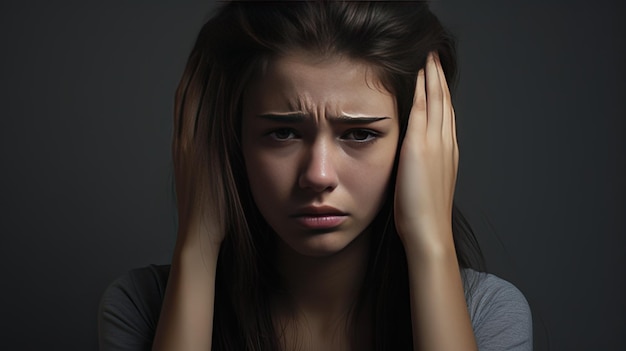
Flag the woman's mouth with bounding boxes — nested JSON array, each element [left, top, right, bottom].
[[291, 206, 348, 229], [293, 215, 347, 229]]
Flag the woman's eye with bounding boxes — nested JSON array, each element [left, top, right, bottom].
[[269, 128, 297, 141], [343, 129, 378, 143]]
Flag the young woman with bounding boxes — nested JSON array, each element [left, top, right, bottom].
[[99, 2, 532, 350]]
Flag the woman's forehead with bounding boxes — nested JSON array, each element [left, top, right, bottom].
[[244, 52, 396, 119]]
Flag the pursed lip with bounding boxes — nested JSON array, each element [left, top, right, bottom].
[[290, 205, 348, 230]]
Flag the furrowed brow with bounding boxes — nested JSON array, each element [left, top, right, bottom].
[[257, 113, 390, 124], [331, 115, 391, 124]]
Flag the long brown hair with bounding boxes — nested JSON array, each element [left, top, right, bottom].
[[172, 1, 484, 349]]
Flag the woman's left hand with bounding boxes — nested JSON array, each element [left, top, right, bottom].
[[394, 51, 459, 255]]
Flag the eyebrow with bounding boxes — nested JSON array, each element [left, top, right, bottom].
[[258, 113, 391, 124]]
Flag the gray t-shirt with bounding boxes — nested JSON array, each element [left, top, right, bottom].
[[98, 265, 532, 350]]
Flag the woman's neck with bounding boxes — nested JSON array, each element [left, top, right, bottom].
[[272, 230, 373, 348]]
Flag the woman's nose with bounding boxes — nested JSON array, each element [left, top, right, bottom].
[[298, 138, 339, 193]]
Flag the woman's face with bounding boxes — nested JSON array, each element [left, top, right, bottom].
[[242, 52, 399, 257]]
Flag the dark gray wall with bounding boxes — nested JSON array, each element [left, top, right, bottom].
[[1, 1, 623, 350]]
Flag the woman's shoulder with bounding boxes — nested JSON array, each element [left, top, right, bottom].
[[461, 268, 533, 350], [98, 264, 171, 351]]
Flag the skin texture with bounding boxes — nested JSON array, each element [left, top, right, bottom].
[[242, 53, 399, 258], [153, 52, 477, 350]]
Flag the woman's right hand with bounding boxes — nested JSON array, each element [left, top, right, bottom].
[[172, 113, 227, 253]]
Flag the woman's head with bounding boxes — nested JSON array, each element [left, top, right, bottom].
[[173, 2, 472, 349], [173, 0, 457, 250]]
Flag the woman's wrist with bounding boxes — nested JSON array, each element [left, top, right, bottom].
[[399, 223, 457, 264], [175, 224, 223, 257], [168, 231, 221, 288]]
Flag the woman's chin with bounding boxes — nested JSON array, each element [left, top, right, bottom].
[[278, 230, 366, 258]]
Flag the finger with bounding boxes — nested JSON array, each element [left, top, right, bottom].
[[408, 67, 427, 137], [434, 53, 459, 176], [434, 52, 453, 143], [451, 103, 459, 175], [425, 52, 444, 140]]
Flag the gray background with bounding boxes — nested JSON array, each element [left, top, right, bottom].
[[1, 1, 623, 350]]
